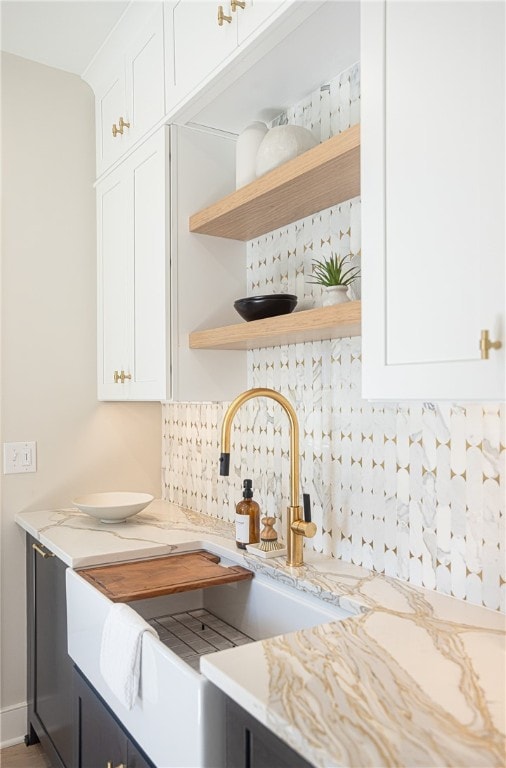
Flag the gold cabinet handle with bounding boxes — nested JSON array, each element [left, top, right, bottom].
[[231, 0, 245, 9], [480, 329, 502, 359], [111, 117, 130, 138], [218, 5, 232, 25], [113, 370, 132, 384], [32, 542, 54, 559], [106, 763, 124, 768]]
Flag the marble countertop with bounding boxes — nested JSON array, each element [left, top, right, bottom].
[[16, 501, 506, 768]]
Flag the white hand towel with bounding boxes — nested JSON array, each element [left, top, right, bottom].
[[100, 603, 158, 710]]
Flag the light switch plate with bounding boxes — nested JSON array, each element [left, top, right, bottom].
[[3, 441, 37, 474]]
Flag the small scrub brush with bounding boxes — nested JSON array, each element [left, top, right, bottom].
[[257, 516, 284, 552]]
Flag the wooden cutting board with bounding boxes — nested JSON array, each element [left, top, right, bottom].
[[78, 550, 253, 602]]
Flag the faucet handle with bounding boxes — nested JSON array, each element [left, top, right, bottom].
[[291, 518, 317, 538], [303, 493, 311, 522], [291, 496, 317, 539]]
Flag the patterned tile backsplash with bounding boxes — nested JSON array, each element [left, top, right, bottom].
[[163, 64, 505, 612]]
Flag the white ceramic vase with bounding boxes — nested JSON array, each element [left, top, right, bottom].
[[323, 286, 350, 306], [236, 121, 268, 188], [255, 124, 318, 177]]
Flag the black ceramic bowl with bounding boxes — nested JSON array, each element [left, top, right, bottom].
[[234, 294, 298, 322]]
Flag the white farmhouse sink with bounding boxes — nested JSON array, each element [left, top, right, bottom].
[[67, 556, 350, 768]]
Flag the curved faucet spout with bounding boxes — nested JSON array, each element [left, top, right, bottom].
[[219, 388, 315, 566], [220, 388, 299, 508]]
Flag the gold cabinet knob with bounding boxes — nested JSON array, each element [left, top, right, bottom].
[[218, 5, 232, 25], [111, 117, 130, 137], [480, 329, 502, 359], [113, 370, 132, 384], [231, 0, 245, 9]]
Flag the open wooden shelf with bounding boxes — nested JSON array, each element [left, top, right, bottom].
[[189, 124, 360, 241], [189, 302, 361, 350]]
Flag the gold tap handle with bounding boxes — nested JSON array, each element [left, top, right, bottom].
[[291, 519, 317, 538]]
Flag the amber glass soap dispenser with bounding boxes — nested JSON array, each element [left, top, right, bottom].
[[235, 479, 260, 549]]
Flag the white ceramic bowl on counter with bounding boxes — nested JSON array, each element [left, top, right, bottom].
[[72, 491, 154, 523]]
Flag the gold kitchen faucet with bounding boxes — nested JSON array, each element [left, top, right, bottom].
[[219, 388, 316, 567]]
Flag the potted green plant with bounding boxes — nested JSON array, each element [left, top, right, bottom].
[[309, 253, 360, 305]]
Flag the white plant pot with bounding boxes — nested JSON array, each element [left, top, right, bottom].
[[255, 125, 318, 177], [236, 121, 268, 188], [322, 286, 350, 306]]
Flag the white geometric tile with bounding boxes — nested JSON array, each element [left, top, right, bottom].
[[161, 62, 505, 613]]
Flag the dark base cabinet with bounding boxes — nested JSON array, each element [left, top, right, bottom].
[[26, 533, 153, 768], [226, 698, 313, 768], [74, 668, 154, 768], [26, 534, 74, 768]]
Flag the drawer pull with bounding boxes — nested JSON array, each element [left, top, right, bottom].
[[113, 370, 132, 384], [218, 5, 232, 25], [106, 763, 124, 768], [480, 329, 502, 359], [231, 0, 245, 9], [32, 543, 54, 559]]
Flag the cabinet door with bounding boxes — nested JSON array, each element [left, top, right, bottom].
[[172, 0, 237, 102], [236, 0, 285, 46], [95, 67, 128, 176], [225, 698, 313, 768], [125, 4, 165, 147], [97, 166, 131, 401], [97, 129, 168, 401], [128, 129, 168, 400], [127, 739, 155, 768], [361, 0, 505, 399], [27, 537, 74, 768], [74, 669, 127, 768], [74, 669, 155, 768]]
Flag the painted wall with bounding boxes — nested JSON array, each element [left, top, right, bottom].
[[162, 65, 505, 614], [0, 52, 161, 744]]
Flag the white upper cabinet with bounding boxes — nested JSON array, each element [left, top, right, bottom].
[[95, 67, 128, 172], [86, 3, 165, 177], [169, 0, 237, 104], [165, 0, 288, 112], [234, 0, 283, 45], [97, 130, 167, 401], [361, 0, 505, 400], [125, 5, 165, 146], [97, 126, 246, 402]]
